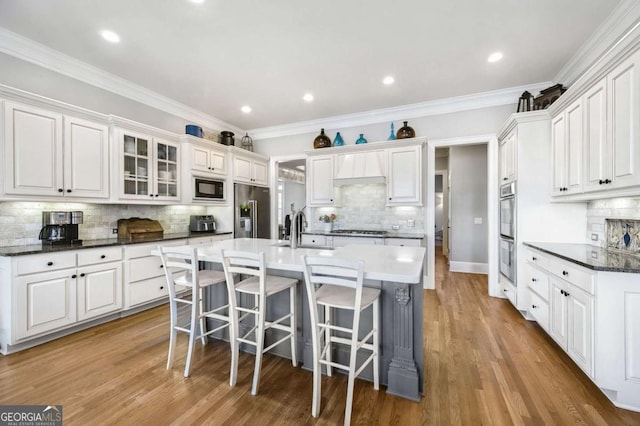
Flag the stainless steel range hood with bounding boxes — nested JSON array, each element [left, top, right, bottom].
[[333, 151, 386, 186]]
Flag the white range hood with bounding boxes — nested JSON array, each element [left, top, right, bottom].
[[333, 151, 386, 186]]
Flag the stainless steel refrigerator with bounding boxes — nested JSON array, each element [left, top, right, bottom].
[[234, 183, 271, 239]]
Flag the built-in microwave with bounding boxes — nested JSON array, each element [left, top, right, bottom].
[[193, 176, 225, 201]]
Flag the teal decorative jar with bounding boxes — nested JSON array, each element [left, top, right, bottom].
[[355, 134, 368, 144], [388, 123, 396, 140], [333, 132, 344, 146]]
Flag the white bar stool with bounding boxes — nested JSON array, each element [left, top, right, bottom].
[[301, 255, 380, 426], [159, 245, 229, 377], [221, 249, 298, 395]]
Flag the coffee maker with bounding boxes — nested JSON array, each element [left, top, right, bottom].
[[39, 211, 83, 244]]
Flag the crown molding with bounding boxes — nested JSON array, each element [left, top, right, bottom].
[[247, 82, 550, 140], [554, 0, 640, 87], [0, 26, 243, 134]]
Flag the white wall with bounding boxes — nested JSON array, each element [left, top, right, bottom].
[[283, 180, 305, 217], [449, 144, 488, 264]]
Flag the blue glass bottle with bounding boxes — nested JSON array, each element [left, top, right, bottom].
[[355, 134, 368, 144], [333, 132, 344, 146], [388, 123, 396, 140]]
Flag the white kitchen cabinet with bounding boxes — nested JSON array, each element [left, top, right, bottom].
[[332, 236, 384, 247], [583, 78, 608, 192], [549, 277, 569, 347], [384, 238, 422, 247], [117, 128, 180, 202], [232, 150, 269, 186], [16, 269, 77, 339], [300, 234, 328, 246], [551, 98, 583, 196], [387, 145, 422, 205], [499, 130, 516, 184], [307, 154, 336, 206], [76, 247, 123, 321], [3, 102, 110, 199], [190, 143, 227, 177], [188, 234, 232, 246]]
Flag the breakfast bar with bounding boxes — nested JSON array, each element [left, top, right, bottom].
[[156, 238, 426, 401]]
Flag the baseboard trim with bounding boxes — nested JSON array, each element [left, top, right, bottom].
[[449, 261, 488, 274]]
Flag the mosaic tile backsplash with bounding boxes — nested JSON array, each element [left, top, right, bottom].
[[606, 219, 640, 254]]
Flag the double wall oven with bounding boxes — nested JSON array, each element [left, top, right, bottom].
[[499, 182, 516, 283]]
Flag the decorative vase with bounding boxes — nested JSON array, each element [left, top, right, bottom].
[[396, 121, 416, 139], [323, 222, 333, 233], [313, 128, 332, 149], [355, 134, 368, 144], [333, 132, 344, 146], [388, 123, 396, 140]]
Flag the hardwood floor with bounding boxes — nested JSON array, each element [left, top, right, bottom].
[[1, 249, 639, 425]]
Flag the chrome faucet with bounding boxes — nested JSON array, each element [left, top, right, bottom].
[[290, 206, 307, 249]]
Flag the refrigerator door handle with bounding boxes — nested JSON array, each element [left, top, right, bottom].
[[249, 200, 257, 238]]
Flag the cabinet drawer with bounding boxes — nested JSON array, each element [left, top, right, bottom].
[[127, 276, 169, 308], [525, 248, 550, 269], [548, 258, 595, 295], [16, 252, 76, 276], [529, 290, 549, 331], [77, 247, 123, 267], [129, 256, 165, 282], [525, 264, 549, 301], [301, 234, 327, 246], [126, 239, 187, 259], [500, 275, 517, 307], [384, 238, 422, 247]]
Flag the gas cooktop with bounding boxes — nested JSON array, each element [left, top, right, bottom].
[[331, 229, 387, 236]]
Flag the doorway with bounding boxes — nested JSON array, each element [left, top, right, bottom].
[[270, 155, 307, 240], [424, 135, 499, 297]]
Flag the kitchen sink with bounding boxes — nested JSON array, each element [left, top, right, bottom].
[[272, 242, 334, 250]]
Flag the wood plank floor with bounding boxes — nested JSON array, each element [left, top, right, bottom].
[[1, 248, 639, 425]]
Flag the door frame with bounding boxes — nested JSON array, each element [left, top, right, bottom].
[[434, 169, 448, 257], [269, 154, 307, 239], [424, 134, 499, 297]]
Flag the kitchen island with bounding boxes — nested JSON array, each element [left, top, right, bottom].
[[155, 238, 426, 401]]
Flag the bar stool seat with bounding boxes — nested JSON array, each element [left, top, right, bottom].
[[159, 246, 230, 378], [302, 255, 380, 426], [221, 249, 298, 396]]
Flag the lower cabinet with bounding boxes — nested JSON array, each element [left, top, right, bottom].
[[77, 261, 123, 321]]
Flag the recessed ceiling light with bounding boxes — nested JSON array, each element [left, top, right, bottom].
[[241, 105, 252, 113], [190, 0, 205, 3], [383, 76, 395, 85], [487, 52, 503, 63], [100, 30, 120, 43], [303, 93, 314, 102]]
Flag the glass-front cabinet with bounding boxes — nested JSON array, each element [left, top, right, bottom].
[[118, 129, 180, 202]]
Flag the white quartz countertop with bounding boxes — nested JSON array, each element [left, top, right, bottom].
[[153, 238, 425, 284]]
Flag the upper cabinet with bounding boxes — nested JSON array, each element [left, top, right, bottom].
[[114, 126, 180, 202], [551, 48, 640, 200], [232, 148, 269, 186], [499, 130, 516, 184], [3, 101, 109, 199], [189, 139, 227, 177], [307, 154, 335, 206], [387, 145, 422, 205]]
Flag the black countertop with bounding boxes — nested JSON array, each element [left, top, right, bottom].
[[523, 242, 640, 273], [0, 232, 233, 257], [303, 231, 424, 239]]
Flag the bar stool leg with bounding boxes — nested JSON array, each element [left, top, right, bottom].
[[311, 311, 321, 418], [373, 299, 380, 390], [229, 290, 239, 387], [325, 305, 332, 376], [345, 340, 358, 426], [198, 287, 207, 346], [184, 298, 199, 377], [290, 285, 298, 367], [251, 293, 267, 396], [167, 300, 178, 370]]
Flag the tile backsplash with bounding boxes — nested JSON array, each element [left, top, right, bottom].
[[0, 202, 226, 246], [587, 197, 640, 251], [606, 218, 640, 254], [310, 184, 424, 232]]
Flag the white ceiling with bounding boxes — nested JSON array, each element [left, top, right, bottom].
[[0, 0, 619, 131]]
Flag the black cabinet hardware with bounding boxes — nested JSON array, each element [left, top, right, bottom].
[[80, 273, 85, 277], [100, 255, 106, 259], [57, 188, 63, 193], [562, 270, 569, 276], [532, 278, 537, 282], [604, 179, 611, 184], [47, 261, 53, 266], [71, 274, 77, 279], [532, 305, 537, 309]]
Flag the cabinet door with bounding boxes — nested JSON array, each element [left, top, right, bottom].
[[307, 155, 335, 206], [191, 145, 211, 173], [252, 160, 269, 186], [551, 114, 566, 195], [64, 116, 110, 198], [387, 145, 421, 205], [499, 131, 516, 184], [154, 138, 180, 200], [549, 279, 568, 349], [583, 79, 608, 192], [16, 269, 76, 339], [3, 102, 63, 196], [77, 262, 123, 321], [567, 286, 594, 376], [607, 51, 640, 189], [120, 130, 152, 199], [565, 98, 583, 194], [210, 150, 227, 176], [233, 155, 253, 183]]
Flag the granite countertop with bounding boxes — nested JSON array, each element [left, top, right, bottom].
[[523, 242, 640, 273], [303, 231, 424, 239], [0, 231, 233, 257]]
